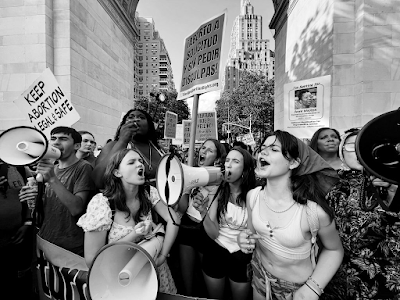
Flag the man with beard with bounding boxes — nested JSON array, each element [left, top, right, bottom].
[[36, 126, 95, 256], [76, 131, 97, 167]]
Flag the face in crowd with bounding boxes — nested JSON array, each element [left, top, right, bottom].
[[125, 110, 150, 136], [80, 133, 96, 154], [50, 133, 80, 160], [198, 140, 218, 167], [113, 150, 146, 186], [317, 129, 340, 155], [342, 134, 363, 171]]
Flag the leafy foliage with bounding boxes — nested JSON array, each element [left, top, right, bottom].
[[216, 71, 274, 144], [134, 90, 190, 139]]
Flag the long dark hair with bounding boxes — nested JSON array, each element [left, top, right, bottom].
[[201, 138, 227, 166], [309, 127, 341, 156], [114, 109, 159, 149], [102, 149, 152, 223], [267, 130, 334, 220], [215, 146, 256, 222]]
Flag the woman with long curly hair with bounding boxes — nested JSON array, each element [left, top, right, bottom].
[[78, 148, 179, 294], [193, 146, 256, 300]]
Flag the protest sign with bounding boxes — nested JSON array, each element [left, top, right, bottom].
[[195, 111, 217, 143], [182, 120, 192, 148], [241, 133, 256, 146], [14, 68, 80, 137], [283, 75, 331, 139], [164, 111, 178, 139], [172, 124, 183, 146], [178, 12, 226, 100]]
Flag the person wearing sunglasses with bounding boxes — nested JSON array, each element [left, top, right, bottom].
[[192, 146, 256, 300], [325, 128, 400, 299], [77, 148, 179, 294]]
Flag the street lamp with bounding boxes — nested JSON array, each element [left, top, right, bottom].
[[150, 92, 166, 120]]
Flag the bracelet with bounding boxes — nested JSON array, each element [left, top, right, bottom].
[[160, 253, 170, 259], [307, 277, 324, 294], [23, 220, 33, 226], [305, 282, 320, 297]]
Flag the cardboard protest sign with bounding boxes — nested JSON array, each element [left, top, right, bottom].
[[182, 120, 192, 148], [178, 12, 226, 100], [14, 68, 80, 137], [242, 133, 256, 146], [195, 111, 217, 143], [164, 111, 178, 139]]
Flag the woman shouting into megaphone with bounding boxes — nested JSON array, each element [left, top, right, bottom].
[[78, 148, 179, 294]]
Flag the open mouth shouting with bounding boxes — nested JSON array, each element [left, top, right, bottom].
[[225, 170, 232, 180], [198, 154, 206, 165], [137, 167, 145, 178], [258, 158, 270, 168]]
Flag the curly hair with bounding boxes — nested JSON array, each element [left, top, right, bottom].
[[113, 109, 159, 149]]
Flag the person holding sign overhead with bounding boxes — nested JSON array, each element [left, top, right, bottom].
[[93, 109, 164, 189]]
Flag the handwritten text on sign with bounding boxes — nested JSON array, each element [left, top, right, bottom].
[[14, 68, 80, 137], [164, 111, 178, 139], [195, 111, 217, 142]]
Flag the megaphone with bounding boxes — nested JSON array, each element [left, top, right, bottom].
[[356, 108, 400, 185], [88, 233, 163, 300], [0, 126, 60, 167], [156, 154, 224, 207]]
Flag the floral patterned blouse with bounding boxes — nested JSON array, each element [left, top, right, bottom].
[[77, 186, 177, 294], [324, 170, 400, 300]]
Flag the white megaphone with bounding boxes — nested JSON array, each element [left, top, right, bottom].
[[156, 154, 224, 207], [0, 126, 60, 173], [88, 231, 163, 300]]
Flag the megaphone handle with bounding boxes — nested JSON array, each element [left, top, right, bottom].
[[36, 173, 44, 182], [378, 187, 388, 200], [33, 182, 45, 229]]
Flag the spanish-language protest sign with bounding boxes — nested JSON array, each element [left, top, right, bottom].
[[195, 111, 217, 143], [164, 111, 178, 139], [177, 12, 226, 100], [14, 68, 80, 137], [283, 75, 331, 138]]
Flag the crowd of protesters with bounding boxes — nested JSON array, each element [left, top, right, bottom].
[[0, 108, 398, 300]]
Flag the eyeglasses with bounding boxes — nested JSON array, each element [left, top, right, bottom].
[[343, 143, 356, 152], [372, 142, 400, 167]]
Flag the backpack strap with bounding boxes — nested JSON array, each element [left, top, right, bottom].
[[249, 186, 263, 210], [306, 200, 320, 269]]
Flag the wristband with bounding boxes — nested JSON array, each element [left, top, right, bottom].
[[307, 277, 324, 294], [305, 282, 320, 297]]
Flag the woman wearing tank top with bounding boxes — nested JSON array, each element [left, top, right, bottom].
[[193, 146, 256, 300], [237, 130, 344, 300]]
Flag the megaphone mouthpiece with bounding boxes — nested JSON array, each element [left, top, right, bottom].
[[17, 141, 45, 157]]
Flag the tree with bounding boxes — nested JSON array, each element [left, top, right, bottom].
[[216, 71, 274, 144], [134, 90, 190, 139]]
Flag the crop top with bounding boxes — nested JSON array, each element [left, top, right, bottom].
[[251, 193, 312, 260]]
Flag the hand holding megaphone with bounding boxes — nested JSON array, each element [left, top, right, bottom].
[[371, 176, 399, 209], [192, 188, 209, 218], [35, 159, 57, 183]]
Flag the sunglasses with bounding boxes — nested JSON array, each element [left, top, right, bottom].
[[343, 143, 356, 152], [372, 142, 400, 167]]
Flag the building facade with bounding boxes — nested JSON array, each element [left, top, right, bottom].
[[136, 16, 175, 98], [224, 0, 275, 91], [270, 0, 400, 136], [0, 0, 140, 146]]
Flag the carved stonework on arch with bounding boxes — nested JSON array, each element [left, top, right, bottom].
[[97, 0, 140, 46]]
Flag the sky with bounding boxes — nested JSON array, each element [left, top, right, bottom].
[[136, 0, 275, 114]]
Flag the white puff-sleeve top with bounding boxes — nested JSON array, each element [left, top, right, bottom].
[[77, 186, 161, 243]]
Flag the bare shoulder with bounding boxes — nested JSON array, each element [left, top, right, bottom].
[[315, 204, 332, 228]]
